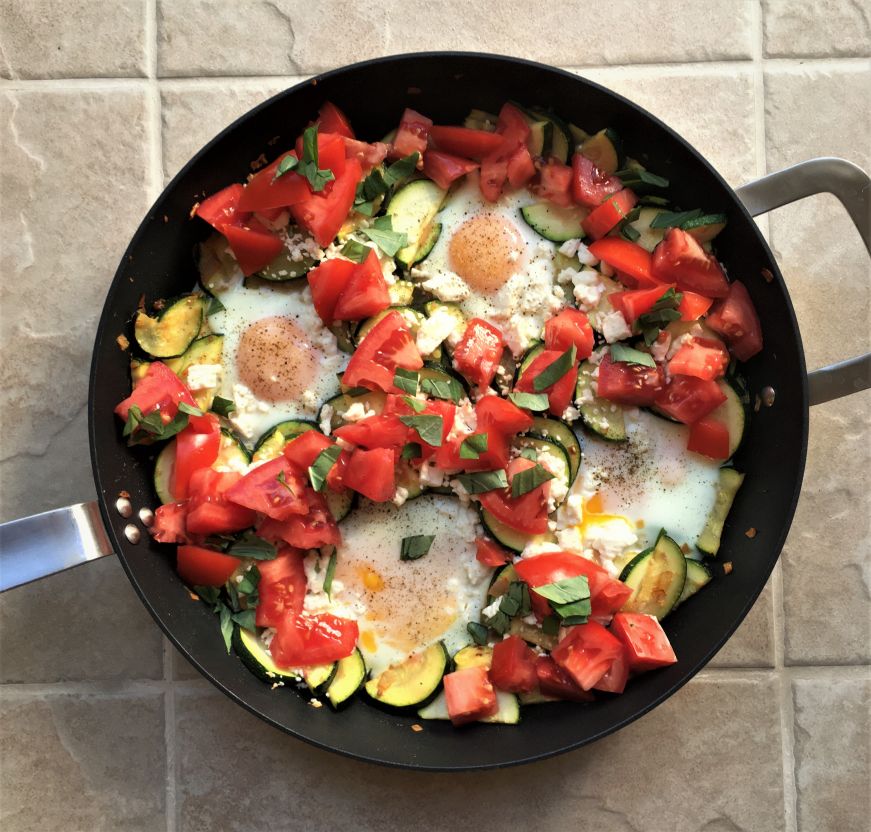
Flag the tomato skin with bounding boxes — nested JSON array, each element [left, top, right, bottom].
[[476, 395, 534, 436], [668, 337, 730, 380], [342, 447, 396, 502], [332, 249, 391, 322], [678, 290, 714, 321], [490, 636, 539, 694], [152, 502, 189, 544], [185, 469, 256, 535], [609, 284, 676, 324], [478, 458, 550, 535], [342, 310, 424, 393], [652, 228, 730, 298], [515, 348, 579, 417], [224, 457, 308, 520], [196, 184, 247, 230], [544, 308, 594, 359], [479, 153, 509, 202], [316, 101, 355, 139], [422, 150, 478, 190], [258, 488, 340, 548], [443, 666, 499, 725], [333, 413, 409, 450], [592, 645, 630, 694], [292, 131, 346, 178], [391, 108, 432, 160], [687, 417, 731, 459], [429, 125, 505, 159], [535, 655, 595, 701], [581, 189, 638, 240], [177, 545, 241, 588], [532, 158, 575, 207], [587, 237, 659, 287], [221, 221, 285, 276], [475, 537, 511, 568], [282, 429, 333, 470], [115, 361, 197, 424], [705, 280, 763, 361], [255, 548, 307, 627], [236, 153, 309, 213], [506, 144, 536, 188], [477, 103, 531, 201], [453, 318, 504, 388], [173, 417, 221, 500], [610, 612, 678, 672], [271, 613, 359, 668], [306, 258, 356, 326], [291, 157, 362, 248], [654, 375, 727, 424], [571, 153, 623, 208], [342, 138, 389, 170], [551, 621, 624, 691], [596, 353, 665, 407]]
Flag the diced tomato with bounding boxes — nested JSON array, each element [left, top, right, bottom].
[[535, 655, 594, 702], [475, 537, 511, 568], [668, 337, 730, 380], [687, 417, 731, 459], [115, 361, 201, 427], [224, 457, 308, 520], [477, 103, 531, 202], [443, 396, 532, 471], [497, 102, 531, 146], [478, 457, 550, 535], [255, 547, 307, 627], [490, 636, 538, 694], [442, 666, 499, 725], [428, 125, 505, 159], [587, 237, 660, 288], [476, 395, 533, 438], [270, 613, 358, 668], [185, 469, 256, 536], [173, 417, 221, 500], [479, 153, 510, 202], [325, 448, 351, 492], [678, 290, 714, 321], [544, 308, 594, 359], [452, 318, 504, 388], [592, 645, 630, 694], [597, 353, 664, 407], [513, 551, 632, 621], [610, 612, 678, 672], [342, 310, 423, 392], [306, 258, 356, 326], [293, 131, 347, 179], [177, 545, 241, 588], [258, 488, 340, 549], [515, 348, 578, 417], [571, 153, 623, 208], [651, 228, 730, 298], [332, 250, 391, 322], [581, 189, 638, 240], [236, 154, 309, 213], [196, 184, 247, 230], [705, 280, 763, 361], [551, 621, 623, 691], [315, 101, 355, 139], [152, 502, 189, 544], [609, 284, 676, 324], [342, 447, 396, 502], [222, 220, 285, 276], [532, 158, 575, 207], [342, 138, 389, 170], [655, 375, 727, 424], [391, 108, 432, 160], [333, 413, 409, 450], [291, 157, 362, 248], [282, 430, 333, 470], [422, 150, 478, 190], [506, 144, 536, 188]]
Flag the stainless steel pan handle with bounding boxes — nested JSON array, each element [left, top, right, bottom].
[[735, 157, 871, 406]]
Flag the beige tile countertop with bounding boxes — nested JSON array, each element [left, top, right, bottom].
[[1, 2, 869, 830]]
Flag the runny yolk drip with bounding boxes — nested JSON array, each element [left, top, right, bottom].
[[236, 315, 318, 403], [360, 630, 377, 653], [449, 213, 526, 293]]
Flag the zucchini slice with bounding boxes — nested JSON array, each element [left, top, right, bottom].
[[515, 342, 545, 385], [418, 362, 469, 397], [709, 379, 748, 459], [320, 389, 386, 430], [696, 468, 745, 556], [677, 558, 713, 605], [325, 488, 355, 523], [302, 662, 338, 694], [512, 435, 571, 503], [627, 206, 669, 253], [387, 180, 447, 268], [619, 532, 687, 619], [463, 109, 498, 131], [256, 245, 316, 282], [139, 334, 225, 411], [232, 627, 301, 684], [251, 419, 318, 463], [214, 429, 250, 472], [388, 279, 415, 306], [413, 222, 441, 264], [527, 416, 582, 484], [328, 321, 356, 354], [520, 202, 587, 243], [568, 122, 590, 147], [364, 641, 449, 711], [526, 119, 553, 157], [153, 442, 176, 505], [580, 128, 623, 175], [526, 108, 572, 164], [576, 361, 627, 442], [325, 649, 367, 709], [682, 213, 727, 243], [354, 306, 425, 347], [480, 507, 556, 554], [134, 295, 206, 358], [417, 689, 521, 724], [453, 644, 493, 669]]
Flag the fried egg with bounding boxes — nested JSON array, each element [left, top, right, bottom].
[[207, 277, 346, 446], [316, 494, 489, 675], [412, 173, 567, 356]]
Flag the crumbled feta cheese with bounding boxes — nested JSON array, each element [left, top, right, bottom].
[[571, 267, 606, 309], [558, 238, 582, 258], [538, 448, 568, 509], [556, 526, 584, 554], [562, 405, 580, 422], [419, 461, 446, 488], [449, 477, 471, 506], [446, 399, 477, 442], [416, 306, 463, 356], [284, 231, 323, 262], [416, 269, 470, 302], [576, 241, 599, 266], [319, 404, 334, 436], [601, 310, 633, 344], [335, 437, 354, 451], [482, 598, 502, 618], [342, 402, 371, 422], [392, 486, 409, 507], [583, 518, 638, 576], [666, 332, 695, 361], [520, 540, 563, 559], [651, 332, 672, 363], [184, 363, 222, 391], [228, 382, 263, 440]]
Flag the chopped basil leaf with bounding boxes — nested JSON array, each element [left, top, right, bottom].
[[298, 124, 335, 192], [352, 199, 378, 217], [231, 608, 257, 633], [237, 566, 260, 596], [510, 463, 554, 498], [340, 239, 371, 263], [193, 585, 221, 607], [403, 395, 426, 413], [484, 608, 511, 635], [225, 531, 277, 560], [498, 581, 530, 619], [122, 404, 189, 446], [459, 433, 488, 460], [308, 445, 342, 492], [358, 167, 388, 201], [640, 195, 671, 207], [508, 391, 550, 411], [276, 469, 297, 495], [178, 401, 204, 417], [616, 168, 670, 188], [648, 208, 704, 229], [399, 414, 443, 446], [551, 597, 592, 621], [635, 286, 683, 346], [519, 447, 538, 462], [467, 621, 490, 646], [207, 294, 225, 315], [542, 615, 560, 636], [610, 343, 656, 367], [620, 221, 641, 242], [383, 152, 420, 187], [400, 441, 422, 460], [225, 579, 241, 612], [455, 469, 508, 495], [532, 345, 576, 392], [419, 375, 463, 403], [211, 396, 235, 417], [272, 153, 299, 181], [361, 215, 408, 257], [533, 575, 590, 605], [393, 367, 419, 395], [219, 603, 233, 653], [400, 534, 435, 561], [322, 549, 337, 599]]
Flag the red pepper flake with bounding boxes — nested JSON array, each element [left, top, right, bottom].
[[189, 591, 200, 601], [189, 201, 199, 219], [119, 490, 131, 499], [761, 268, 774, 283], [411, 723, 424, 733], [723, 562, 733, 575], [745, 527, 757, 539], [116, 334, 130, 351]]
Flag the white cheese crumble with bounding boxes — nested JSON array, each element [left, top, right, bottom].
[[319, 404, 334, 436], [419, 460, 446, 488], [392, 486, 410, 507], [583, 518, 639, 577], [651, 332, 672, 363], [228, 382, 271, 439], [416, 306, 462, 356], [416, 269, 470, 302], [341, 402, 372, 422], [570, 267, 606, 309], [184, 362, 222, 391], [576, 241, 599, 266], [558, 238, 581, 258], [556, 525, 584, 554], [601, 309, 633, 344]]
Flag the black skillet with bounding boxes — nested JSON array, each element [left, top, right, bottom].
[[2, 53, 869, 770]]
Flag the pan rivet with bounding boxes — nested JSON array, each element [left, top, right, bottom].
[[115, 497, 133, 518], [761, 386, 776, 407], [138, 507, 154, 527], [124, 524, 141, 544]]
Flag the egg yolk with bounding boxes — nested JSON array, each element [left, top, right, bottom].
[[236, 315, 319, 403], [449, 213, 526, 293]]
